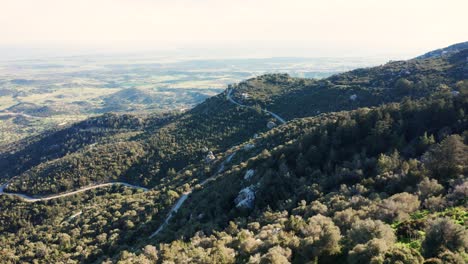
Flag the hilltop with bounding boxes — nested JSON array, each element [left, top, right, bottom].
[[0, 44, 466, 263], [416, 41, 468, 59]]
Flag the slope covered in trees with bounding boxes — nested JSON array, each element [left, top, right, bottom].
[[3, 50, 467, 195], [231, 48, 467, 120], [416, 41, 468, 59], [0, 44, 466, 263], [117, 90, 468, 264]]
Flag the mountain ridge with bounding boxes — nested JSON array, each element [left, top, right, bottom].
[[0, 43, 467, 263]]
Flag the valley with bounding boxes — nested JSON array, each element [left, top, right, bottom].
[[0, 56, 383, 146], [0, 43, 466, 263]]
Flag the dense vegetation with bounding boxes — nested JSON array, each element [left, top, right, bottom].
[[231, 49, 467, 120], [0, 44, 466, 263], [114, 91, 466, 264], [3, 93, 272, 195]]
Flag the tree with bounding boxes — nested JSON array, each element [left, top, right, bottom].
[[383, 247, 424, 264], [347, 219, 395, 248], [437, 250, 466, 264], [416, 132, 435, 155], [447, 181, 468, 205], [423, 195, 446, 211], [259, 246, 292, 264], [417, 178, 443, 200], [348, 238, 389, 264], [376, 151, 401, 174], [423, 135, 468, 183], [142, 245, 158, 262], [376, 193, 420, 222], [333, 208, 363, 232], [395, 78, 414, 94], [422, 218, 468, 257], [298, 215, 341, 263]]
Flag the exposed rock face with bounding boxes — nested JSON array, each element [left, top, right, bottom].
[[243, 143, 255, 151], [267, 121, 277, 129], [244, 169, 255, 180], [205, 151, 216, 163], [235, 185, 255, 209]]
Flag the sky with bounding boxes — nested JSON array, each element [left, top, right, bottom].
[[1, 0, 467, 59]]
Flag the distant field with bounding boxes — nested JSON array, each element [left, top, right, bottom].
[[0, 55, 386, 145]]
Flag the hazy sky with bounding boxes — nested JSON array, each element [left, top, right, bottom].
[[1, 0, 467, 58]]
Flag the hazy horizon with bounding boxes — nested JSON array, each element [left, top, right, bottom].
[[1, 0, 467, 60]]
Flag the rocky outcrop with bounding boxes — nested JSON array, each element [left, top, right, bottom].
[[267, 121, 277, 129], [243, 143, 255, 151], [205, 151, 216, 163], [234, 185, 255, 209], [244, 169, 255, 180]]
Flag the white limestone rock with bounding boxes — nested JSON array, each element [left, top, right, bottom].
[[243, 143, 255, 151], [205, 151, 216, 163], [235, 185, 255, 209], [244, 169, 255, 180], [267, 121, 277, 129]]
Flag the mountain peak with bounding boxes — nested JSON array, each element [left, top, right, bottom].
[[415, 41, 468, 59]]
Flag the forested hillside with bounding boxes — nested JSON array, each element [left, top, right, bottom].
[[126, 92, 466, 263], [0, 44, 466, 263], [2, 94, 273, 194], [231, 49, 467, 120]]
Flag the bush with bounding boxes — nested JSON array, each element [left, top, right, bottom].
[[423, 135, 467, 183], [422, 218, 468, 257], [298, 214, 341, 262], [417, 178, 444, 200], [376, 193, 420, 222], [259, 246, 292, 264], [383, 247, 424, 264], [348, 238, 389, 264], [347, 219, 396, 248]]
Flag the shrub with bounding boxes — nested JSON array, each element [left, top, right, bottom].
[[422, 218, 468, 257], [298, 215, 341, 262], [383, 247, 424, 264], [347, 219, 396, 248]]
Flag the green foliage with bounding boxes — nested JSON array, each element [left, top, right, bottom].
[[0, 46, 467, 263], [422, 218, 468, 257]]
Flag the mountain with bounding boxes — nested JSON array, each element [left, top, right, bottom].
[[3, 48, 466, 194], [146, 92, 467, 264], [416, 41, 468, 59], [100, 87, 218, 113], [4, 102, 62, 117], [0, 44, 467, 263], [101, 88, 162, 112]]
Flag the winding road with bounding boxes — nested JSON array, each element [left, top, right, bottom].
[[149, 88, 287, 238], [0, 112, 41, 119], [0, 86, 287, 238], [227, 88, 286, 124], [149, 152, 237, 238], [0, 182, 148, 202]]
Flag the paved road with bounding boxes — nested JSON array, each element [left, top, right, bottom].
[[0, 112, 39, 119], [1, 86, 287, 239], [226, 88, 286, 124], [149, 87, 287, 238], [149, 152, 236, 238], [0, 182, 148, 202]]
